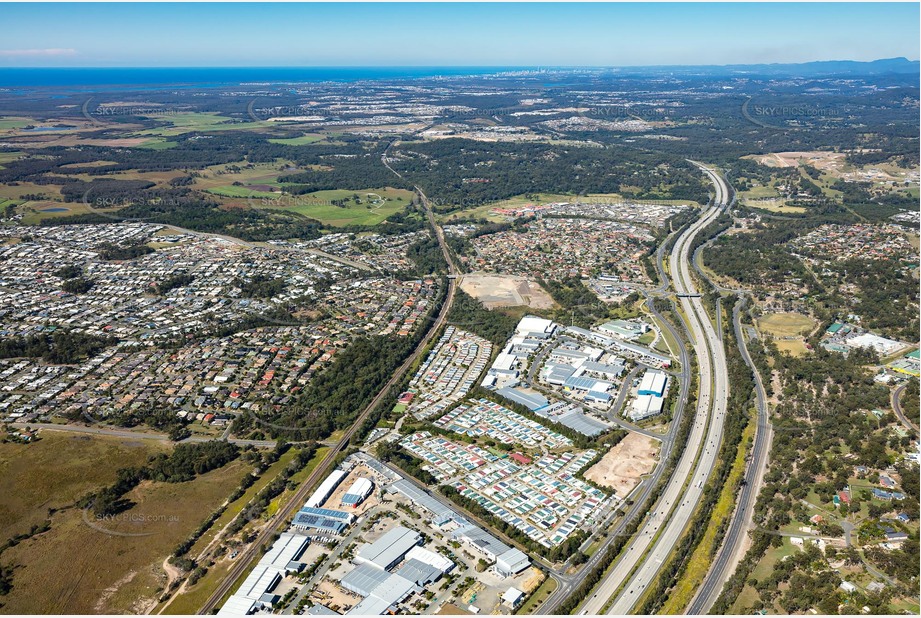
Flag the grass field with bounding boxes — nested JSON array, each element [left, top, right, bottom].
[[0, 117, 32, 132], [0, 151, 24, 166], [730, 541, 799, 613], [134, 113, 265, 137], [60, 159, 118, 169], [15, 200, 97, 225], [757, 312, 815, 357], [205, 185, 282, 199], [267, 187, 414, 226], [136, 138, 178, 150], [774, 339, 809, 356], [0, 432, 253, 614], [0, 433, 169, 543], [739, 180, 808, 214], [267, 134, 325, 146], [2, 462, 251, 614], [757, 312, 815, 337]]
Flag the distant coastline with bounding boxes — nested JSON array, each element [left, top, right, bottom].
[[0, 66, 523, 89], [0, 57, 915, 89]]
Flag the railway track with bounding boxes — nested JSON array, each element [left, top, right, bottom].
[[199, 186, 457, 614]]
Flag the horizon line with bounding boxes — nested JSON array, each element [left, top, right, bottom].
[[1, 57, 919, 70]]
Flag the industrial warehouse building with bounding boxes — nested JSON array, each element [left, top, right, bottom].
[[565, 325, 615, 347], [291, 506, 355, 534], [341, 477, 374, 507], [339, 525, 456, 615], [516, 316, 557, 338], [341, 563, 394, 597], [355, 526, 422, 570], [629, 370, 669, 421], [638, 370, 668, 396], [386, 480, 531, 577], [495, 386, 549, 411], [598, 319, 649, 340], [536, 402, 611, 437], [405, 545, 455, 575], [452, 524, 531, 576], [629, 394, 665, 421], [217, 532, 310, 615], [306, 469, 348, 508], [495, 548, 531, 577], [345, 572, 417, 615]]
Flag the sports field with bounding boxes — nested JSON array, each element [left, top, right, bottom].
[[757, 312, 816, 356], [757, 312, 815, 337]]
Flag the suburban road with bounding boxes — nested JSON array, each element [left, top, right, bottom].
[[687, 294, 773, 613], [11, 421, 279, 448], [891, 382, 919, 435], [199, 185, 458, 614], [577, 163, 731, 615]]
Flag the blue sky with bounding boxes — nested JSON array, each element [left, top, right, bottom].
[[0, 3, 917, 67]]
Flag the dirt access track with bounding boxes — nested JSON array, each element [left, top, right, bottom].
[[459, 273, 556, 309], [584, 432, 660, 498]]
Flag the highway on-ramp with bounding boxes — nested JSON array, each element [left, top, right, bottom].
[[577, 164, 731, 615]]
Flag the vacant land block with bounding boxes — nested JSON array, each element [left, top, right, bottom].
[[0, 432, 169, 542], [584, 432, 659, 497], [0, 452, 250, 614], [459, 273, 556, 309]]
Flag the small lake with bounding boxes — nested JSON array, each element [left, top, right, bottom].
[[40, 207, 70, 212], [24, 126, 74, 132]]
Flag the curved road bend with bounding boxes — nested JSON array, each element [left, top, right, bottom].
[[891, 383, 919, 435], [576, 164, 731, 615], [200, 186, 457, 614], [688, 295, 773, 613]]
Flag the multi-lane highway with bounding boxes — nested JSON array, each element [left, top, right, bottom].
[[576, 163, 731, 615], [688, 295, 772, 613]]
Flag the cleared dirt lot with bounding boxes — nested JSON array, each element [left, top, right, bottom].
[[584, 433, 659, 498], [749, 151, 845, 170], [459, 273, 556, 309]]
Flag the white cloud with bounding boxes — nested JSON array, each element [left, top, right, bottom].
[[0, 48, 77, 57]]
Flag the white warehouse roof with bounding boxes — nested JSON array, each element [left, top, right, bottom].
[[217, 595, 257, 616], [630, 394, 664, 421], [405, 545, 454, 574], [305, 469, 347, 509], [258, 532, 309, 571], [355, 526, 421, 570], [341, 477, 374, 506], [638, 370, 667, 395], [496, 548, 531, 576], [516, 316, 555, 335]]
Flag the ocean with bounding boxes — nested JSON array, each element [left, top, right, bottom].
[[0, 66, 527, 89]]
